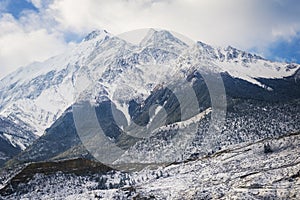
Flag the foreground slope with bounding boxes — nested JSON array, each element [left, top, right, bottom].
[[1, 131, 299, 199], [129, 131, 300, 199]]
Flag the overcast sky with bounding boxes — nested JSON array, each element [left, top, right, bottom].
[[0, 0, 300, 79]]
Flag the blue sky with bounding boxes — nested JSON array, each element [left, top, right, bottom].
[[267, 34, 300, 63], [1, 0, 38, 19], [0, 0, 300, 78]]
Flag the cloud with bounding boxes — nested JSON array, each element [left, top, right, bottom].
[[0, 13, 67, 78], [47, 0, 300, 47], [1, 0, 300, 78]]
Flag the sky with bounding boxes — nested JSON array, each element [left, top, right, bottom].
[[0, 0, 300, 79]]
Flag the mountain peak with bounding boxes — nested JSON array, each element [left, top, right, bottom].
[[139, 29, 188, 54], [141, 29, 186, 44], [82, 29, 110, 42], [224, 45, 265, 61], [196, 41, 215, 51]]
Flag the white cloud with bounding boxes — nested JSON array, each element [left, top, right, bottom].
[[1, 0, 300, 78], [0, 13, 67, 78], [46, 0, 300, 48]]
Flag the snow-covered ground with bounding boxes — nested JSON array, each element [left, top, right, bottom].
[[131, 132, 300, 199], [63, 131, 300, 199], [2, 131, 299, 199]]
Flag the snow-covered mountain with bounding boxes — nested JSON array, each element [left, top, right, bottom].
[[1, 28, 298, 169], [0, 28, 299, 152], [0, 116, 36, 166], [0, 28, 300, 199], [0, 30, 112, 137]]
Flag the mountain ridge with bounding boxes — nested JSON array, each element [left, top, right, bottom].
[[0, 28, 299, 161], [0, 28, 299, 199]]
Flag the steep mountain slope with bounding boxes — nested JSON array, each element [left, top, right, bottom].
[[0, 117, 36, 166], [5, 74, 300, 169], [0, 29, 299, 147], [1, 29, 299, 168], [0, 30, 112, 137]]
